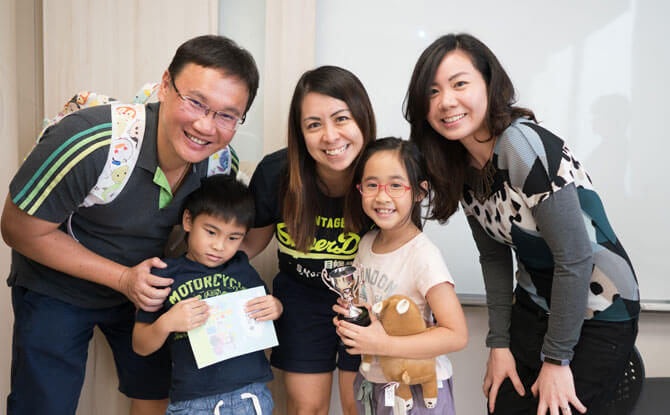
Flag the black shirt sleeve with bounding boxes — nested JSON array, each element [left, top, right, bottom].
[[249, 149, 286, 228], [9, 107, 110, 223], [135, 264, 172, 323]]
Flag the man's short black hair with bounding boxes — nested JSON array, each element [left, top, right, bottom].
[[181, 175, 254, 229], [168, 35, 259, 115]]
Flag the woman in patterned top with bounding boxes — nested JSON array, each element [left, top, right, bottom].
[[404, 33, 639, 415]]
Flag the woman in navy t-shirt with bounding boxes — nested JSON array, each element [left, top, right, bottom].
[[243, 65, 376, 415]]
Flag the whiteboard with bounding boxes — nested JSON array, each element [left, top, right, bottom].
[[313, 0, 670, 301]]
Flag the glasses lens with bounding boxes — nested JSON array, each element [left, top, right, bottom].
[[360, 183, 377, 195], [213, 113, 239, 131], [184, 97, 208, 118], [387, 183, 407, 197]]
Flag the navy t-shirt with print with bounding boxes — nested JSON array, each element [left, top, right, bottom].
[[249, 149, 361, 290], [135, 252, 273, 402]]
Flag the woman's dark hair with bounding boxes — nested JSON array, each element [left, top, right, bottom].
[[403, 33, 536, 222], [168, 35, 259, 115], [282, 66, 376, 251], [182, 174, 255, 229], [344, 137, 429, 233]]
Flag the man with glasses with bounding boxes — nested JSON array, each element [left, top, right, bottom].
[[2, 35, 259, 415]]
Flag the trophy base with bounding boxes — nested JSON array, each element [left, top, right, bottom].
[[337, 308, 371, 348], [338, 313, 371, 327]]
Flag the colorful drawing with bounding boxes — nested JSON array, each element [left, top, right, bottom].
[[188, 286, 278, 369]]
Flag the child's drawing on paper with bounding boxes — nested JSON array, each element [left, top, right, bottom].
[[188, 286, 278, 368]]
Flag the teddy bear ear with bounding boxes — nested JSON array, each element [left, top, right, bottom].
[[372, 301, 384, 314], [396, 299, 410, 314]]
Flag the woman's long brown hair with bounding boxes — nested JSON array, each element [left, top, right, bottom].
[[282, 66, 376, 251]]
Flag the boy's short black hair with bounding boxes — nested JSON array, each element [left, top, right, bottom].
[[182, 175, 254, 229]]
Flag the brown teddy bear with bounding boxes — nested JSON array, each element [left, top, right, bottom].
[[360, 294, 438, 410]]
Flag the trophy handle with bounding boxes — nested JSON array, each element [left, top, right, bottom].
[[351, 267, 360, 298], [321, 268, 341, 297]]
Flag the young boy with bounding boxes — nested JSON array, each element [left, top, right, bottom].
[[132, 175, 282, 415]]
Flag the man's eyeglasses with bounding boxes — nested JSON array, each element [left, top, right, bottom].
[[357, 182, 412, 198], [171, 77, 245, 131]]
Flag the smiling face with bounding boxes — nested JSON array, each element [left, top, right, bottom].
[[427, 49, 491, 146], [360, 150, 419, 237], [183, 211, 247, 268], [157, 63, 249, 170], [300, 92, 364, 183]]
